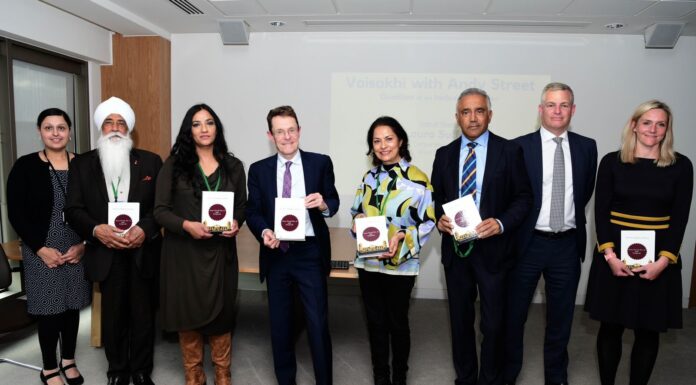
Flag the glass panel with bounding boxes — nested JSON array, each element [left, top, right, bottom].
[[12, 59, 76, 157]]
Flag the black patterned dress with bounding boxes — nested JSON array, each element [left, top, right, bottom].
[[21, 169, 91, 315]]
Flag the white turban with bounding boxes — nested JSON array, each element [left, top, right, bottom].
[[94, 96, 135, 132]]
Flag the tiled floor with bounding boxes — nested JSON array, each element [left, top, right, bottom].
[[1, 289, 695, 384]]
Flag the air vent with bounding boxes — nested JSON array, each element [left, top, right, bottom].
[[169, 0, 203, 15]]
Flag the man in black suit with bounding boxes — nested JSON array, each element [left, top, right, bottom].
[[66, 97, 162, 385], [246, 105, 339, 385], [503, 83, 597, 385], [431, 88, 532, 385]]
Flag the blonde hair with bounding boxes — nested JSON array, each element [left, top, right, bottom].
[[619, 100, 676, 167]]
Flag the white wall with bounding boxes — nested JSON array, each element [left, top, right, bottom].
[[0, 0, 111, 64], [1, 0, 109, 142], [171, 31, 696, 306]]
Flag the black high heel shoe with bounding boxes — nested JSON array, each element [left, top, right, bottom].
[[40, 370, 64, 385], [59, 362, 85, 385]]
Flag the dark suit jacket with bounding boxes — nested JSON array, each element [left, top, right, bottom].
[[514, 130, 597, 260], [65, 149, 163, 282], [432, 132, 532, 272], [246, 150, 339, 282]]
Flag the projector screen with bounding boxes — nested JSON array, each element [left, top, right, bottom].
[[329, 72, 550, 196]]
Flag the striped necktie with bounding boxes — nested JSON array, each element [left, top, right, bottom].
[[460, 142, 477, 199]]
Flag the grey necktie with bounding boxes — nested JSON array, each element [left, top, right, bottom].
[[549, 137, 565, 232]]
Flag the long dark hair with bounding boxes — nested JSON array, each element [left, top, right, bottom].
[[171, 104, 232, 196], [366, 116, 411, 166]]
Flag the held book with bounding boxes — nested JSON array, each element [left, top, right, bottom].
[[620, 230, 655, 268], [274, 197, 306, 241], [108, 202, 140, 235], [355, 216, 389, 258], [202, 191, 235, 233], [442, 194, 482, 243]]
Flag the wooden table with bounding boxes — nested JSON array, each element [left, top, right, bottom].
[[4, 226, 358, 347]]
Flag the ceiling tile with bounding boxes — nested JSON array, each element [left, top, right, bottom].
[[488, 0, 574, 15], [209, 0, 267, 15], [334, 0, 410, 14], [412, 0, 490, 15], [256, 0, 336, 14], [562, 0, 654, 17], [638, 1, 696, 18]]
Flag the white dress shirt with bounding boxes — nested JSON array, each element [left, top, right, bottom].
[[276, 152, 316, 236], [536, 127, 575, 231]]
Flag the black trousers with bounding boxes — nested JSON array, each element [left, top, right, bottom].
[[100, 252, 156, 377], [445, 253, 506, 385], [358, 269, 416, 382]]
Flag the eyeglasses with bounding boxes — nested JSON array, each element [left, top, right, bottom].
[[272, 127, 299, 138], [103, 119, 128, 129]]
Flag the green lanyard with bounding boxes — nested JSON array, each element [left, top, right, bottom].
[[197, 163, 221, 191], [452, 237, 474, 258], [111, 177, 121, 202]]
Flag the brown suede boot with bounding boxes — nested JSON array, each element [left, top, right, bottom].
[[179, 330, 207, 385], [209, 332, 232, 385]]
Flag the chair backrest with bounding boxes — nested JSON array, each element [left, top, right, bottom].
[[0, 245, 12, 290]]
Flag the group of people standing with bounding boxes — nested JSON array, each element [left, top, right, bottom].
[[5, 81, 692, 385]]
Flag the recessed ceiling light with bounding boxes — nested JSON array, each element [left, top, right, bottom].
[[605, 23, 625, 29], [269, 21, 286, 27]]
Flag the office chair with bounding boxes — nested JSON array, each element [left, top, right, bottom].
[[0, 244, 40, 371]]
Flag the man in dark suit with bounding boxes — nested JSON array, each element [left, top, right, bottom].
[[246, 105, 339, 385], [503, 83, 597, 385], [431, 88, 532, 385], [66, 97, 162, 385]]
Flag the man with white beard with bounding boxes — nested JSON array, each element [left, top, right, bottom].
[[66, 97, 162, 385]]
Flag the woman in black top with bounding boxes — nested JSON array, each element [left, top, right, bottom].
[[585, 100, 693, 385], [7, 108, 91, 385], [154, 104, 246, 385]]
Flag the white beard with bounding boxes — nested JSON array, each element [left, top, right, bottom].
[[97, 132, 133, 183]]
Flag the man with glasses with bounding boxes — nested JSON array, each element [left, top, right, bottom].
[[66, 97, 162, 385], [246, 105, 339, 385]]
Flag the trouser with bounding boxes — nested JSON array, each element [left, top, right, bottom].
[[358, 269, 415, 383], [504, 233, 580, 384], [266, 238, 332, 385], [100, 253, 156, 377]]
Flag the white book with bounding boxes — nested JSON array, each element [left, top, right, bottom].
[[355, 216, 389, 259], [442, 194, 482, 243], [108, 202, 140, 234], [620, 230, 655, 267], [274, 198, 306, 241], [202, 191, 235, 233]]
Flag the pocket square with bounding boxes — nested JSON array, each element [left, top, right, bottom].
[[142, 175, 153, 181]]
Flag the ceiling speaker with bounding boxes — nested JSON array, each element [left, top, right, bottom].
[[218, 20, 249, 45], [644, 23, 684, 49]]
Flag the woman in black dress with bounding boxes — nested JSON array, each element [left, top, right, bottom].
[[154, 104, 246, 385], [7, 108, 91, 385], [585, 100, 693, 385]]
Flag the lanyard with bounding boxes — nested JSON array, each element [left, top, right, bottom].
[[43, 150, 69, 198], [197, 163, 221, 191], [110, 176, 122, 202]]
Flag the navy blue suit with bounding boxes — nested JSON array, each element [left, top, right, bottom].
[[246, 150, 339, 385], [504, 130, 597, 384], [432, 132, 532, 385]]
